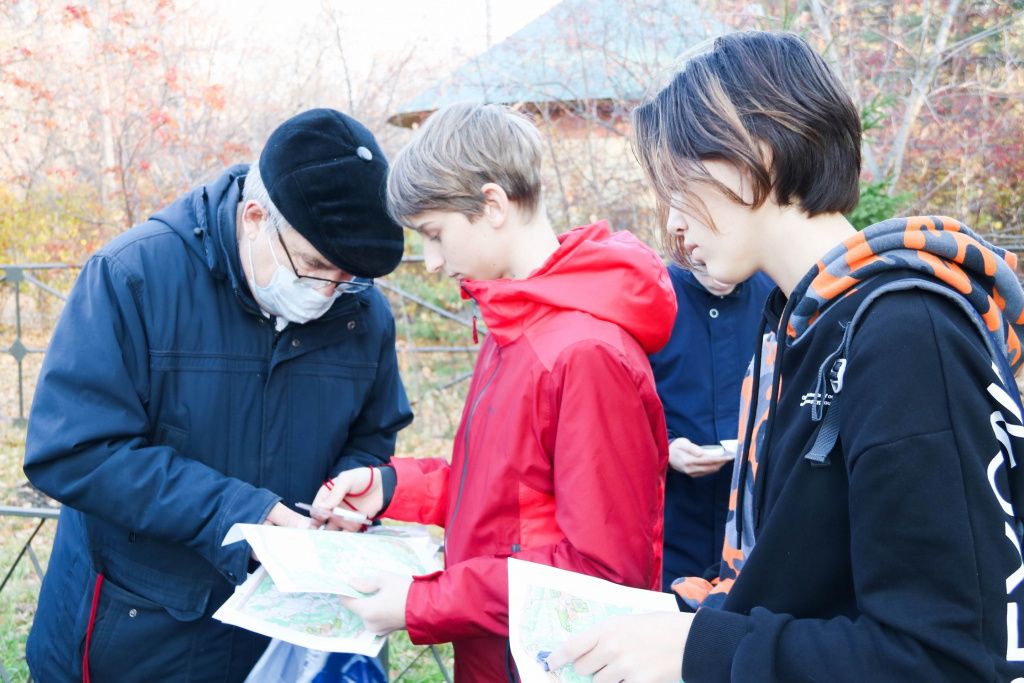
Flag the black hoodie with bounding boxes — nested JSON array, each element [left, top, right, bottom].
[[682, 217, 1024, 682]]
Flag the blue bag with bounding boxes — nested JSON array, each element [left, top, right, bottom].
[[245, 639, 387, 683]]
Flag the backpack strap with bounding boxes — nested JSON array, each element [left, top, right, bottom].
[[804, 278, 1022, 466]]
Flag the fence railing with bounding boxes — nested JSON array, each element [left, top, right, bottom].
[[0, 257, 470, 682], [0, 259, 480, 423], [0, 506, 57, 683], [0, 264, 77, 426]]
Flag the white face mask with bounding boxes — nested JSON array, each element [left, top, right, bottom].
[[247, 230, 339, 325]]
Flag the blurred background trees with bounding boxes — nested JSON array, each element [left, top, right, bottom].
[[1, 0, 1021, 424], [0, 0, 1020, 265]]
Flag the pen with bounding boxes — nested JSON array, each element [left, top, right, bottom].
[[295, 502, 372, 525]]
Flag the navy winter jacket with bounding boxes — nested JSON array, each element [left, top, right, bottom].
[[648, 266, 771, 588], [23, 165, 413, 682]]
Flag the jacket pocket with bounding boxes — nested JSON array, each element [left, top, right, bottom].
[[83, 576, 198, 682]]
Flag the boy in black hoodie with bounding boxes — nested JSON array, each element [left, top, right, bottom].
[[548, 31, 1024, 682]]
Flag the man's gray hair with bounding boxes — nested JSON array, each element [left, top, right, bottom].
[[243, 161, 288, 233]]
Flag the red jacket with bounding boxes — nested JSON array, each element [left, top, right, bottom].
[[385, 222, 677, 681]]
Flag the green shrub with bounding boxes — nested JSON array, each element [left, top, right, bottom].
[[848, 180, 912, 231]]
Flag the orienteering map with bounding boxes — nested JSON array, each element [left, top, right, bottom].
[[222, 523, 439, 596], [213, 567, 384, 655], [214, 524, 440, 654], [508, 559, 681, 683]]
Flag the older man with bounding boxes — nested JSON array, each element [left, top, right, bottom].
[[23, 109, 413, 682]]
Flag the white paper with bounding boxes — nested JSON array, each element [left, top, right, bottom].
[[222, 523, 440, 596], [215, 524, 441, 655], [213, 567, 384, 655], [508, 558, 681, 683]]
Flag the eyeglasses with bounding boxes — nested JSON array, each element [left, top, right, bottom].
[[275, 228, 373, 293]]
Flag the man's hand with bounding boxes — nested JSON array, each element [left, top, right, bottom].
[[252, 502, 313, 561], [263, 502, 313, 528], [339, 572, 412, 635], [668, 437, 733, 477], [546, 611, 694, 683], [311, 467, 385, 531]]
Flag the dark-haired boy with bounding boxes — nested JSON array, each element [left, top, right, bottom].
[[550, 31, 1024, 683]]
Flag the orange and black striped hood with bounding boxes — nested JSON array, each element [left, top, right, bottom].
[[788, 216, 1024, 373]]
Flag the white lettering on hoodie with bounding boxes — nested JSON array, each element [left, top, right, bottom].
[[985, 366, 1024, 660]]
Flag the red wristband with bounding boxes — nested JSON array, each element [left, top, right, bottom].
[[348, 467, 375, 497]]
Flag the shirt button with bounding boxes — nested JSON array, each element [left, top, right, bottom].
[[128, 608, 138, 618], [291, 338, 302, 348], [193, 227, 204, 237], [347, 321, 356, 331], [709, 308, 719, 319], [227, 571, 236, 581]]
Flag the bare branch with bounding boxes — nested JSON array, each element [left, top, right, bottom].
[[885, 0, 962, 193]]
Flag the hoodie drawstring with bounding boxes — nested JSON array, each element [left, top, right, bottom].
[[734, 325, 766, 540]]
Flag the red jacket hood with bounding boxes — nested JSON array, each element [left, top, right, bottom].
[[460, 221, 677, 353]]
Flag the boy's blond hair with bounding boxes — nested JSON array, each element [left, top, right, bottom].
[[387, 103, 544, 223]]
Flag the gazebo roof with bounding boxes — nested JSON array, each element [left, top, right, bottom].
[[388, 0, 724, 127]]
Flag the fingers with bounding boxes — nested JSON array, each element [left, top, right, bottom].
[[347, 575, 381, 596], [681, 457, 719, 477], [546, 624, 602, 671], [311, 476, 347, 518], [310, 491, 337, 526], [264, 502, 313, 528], [339, 576, 378, 620], [572, 641, 616, 677], [337, 593, 366, 626], [311, 468, 376, 528], [338, 573, 410, 636], [672, 439, 733, 477], [592, 666, 628, 683], [677, 441, 711, 459], [668, 437, 703, 474], [683, 459, 730, 477], [553, 612, 692, 683]]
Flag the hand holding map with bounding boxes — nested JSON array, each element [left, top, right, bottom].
[[546, 610, 692, 683], [213, 567, 386, 656], [508, 558, 683, 683], [214, 524, 440, 653], [340, 573, 414, 635]]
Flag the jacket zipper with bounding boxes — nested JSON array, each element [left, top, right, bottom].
[[445, 348, 502, 556]]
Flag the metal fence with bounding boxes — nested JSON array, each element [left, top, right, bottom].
[[0, 264, 76, 426], [0, 506, 57, 683], [0, 258, 473, 682]]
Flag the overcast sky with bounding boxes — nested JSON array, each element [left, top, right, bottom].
[[218, 0, 562, 73]]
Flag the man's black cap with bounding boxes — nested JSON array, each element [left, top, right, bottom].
[[259, 108, 404, 278]]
